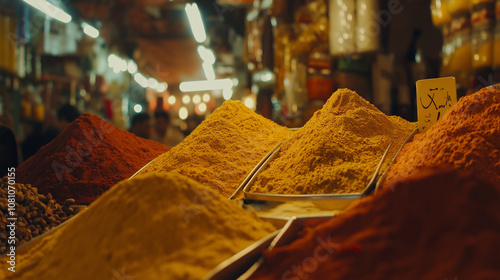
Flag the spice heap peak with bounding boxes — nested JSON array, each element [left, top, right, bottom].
[[383, 87, 500, 187], [16, 113, 169, 205], [0, 172, 275, 280], [139, 100, 292, 197], [251, 88, 416, 195]]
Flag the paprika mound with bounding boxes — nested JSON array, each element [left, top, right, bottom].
[[16, 114, 170, 205], [251, 89, 416, 195], [139, 100, 292, 197], [249, 167, 500, 280], [1, 172, 276, 280], [383, 87, 500, 187]]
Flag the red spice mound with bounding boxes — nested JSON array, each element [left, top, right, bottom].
[[249, 168, 500, 280], [17, 113, 169, 205], [383, 87, 500, 187]]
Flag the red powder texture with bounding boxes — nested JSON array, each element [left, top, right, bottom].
[[383, 88, 500, 187], [249, 167, 500, 280], [17, 114, 170, 205]]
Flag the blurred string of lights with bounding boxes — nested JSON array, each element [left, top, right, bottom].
[[21, 0, 251, 119], [21, 0, 169, 95]]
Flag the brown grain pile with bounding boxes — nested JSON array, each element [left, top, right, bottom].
[[0, 177, 77, 254]]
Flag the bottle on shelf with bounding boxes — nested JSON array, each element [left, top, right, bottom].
[[493, 0, 500, 74], [449, 15, 473, 94], [471, 0, 495, 89], [447, 0, 470, 17], [306, 44, 333, 101]]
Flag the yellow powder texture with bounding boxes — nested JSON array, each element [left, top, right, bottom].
[[138, 100, 292, 198], [1, 172, 276, 280], [382, 87, 500, 187], [251, 89, 416, 194]]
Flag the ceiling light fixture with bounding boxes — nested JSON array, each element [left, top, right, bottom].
[[202, 93, 210, 102], [156, 82, 167, 92], [179, 107, 188, 120], [197, 45, 215, 65], [134, 73, 148, 88], [198, 103, 207, 113], [222, 88, 233, 100], [168, 96, 176, 105], [127, 60, 138, 74], [81, 22, 99, 38], [148, 78, 159, 89], [202, 62, 216, 80], [23, 0, 72, 23], [185, 3, 206, 43], [179, 79, 233, 92]]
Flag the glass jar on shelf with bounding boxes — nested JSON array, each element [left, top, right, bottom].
[[440, 25, 454, 77], [470, 0, 494, 6], [471, 1, 495, 70], [306, 45, 333, 100], [472, 24, 493, 70], [493, 0, 500, 70], [431, 0, 452, 27], [448, 15, 472, 89], [447, 0, 470, 17]]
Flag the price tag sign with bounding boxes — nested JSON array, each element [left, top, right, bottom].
[[416, 77, 457, 133]]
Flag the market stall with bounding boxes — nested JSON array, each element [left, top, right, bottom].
[[1, 0, 500, 279]]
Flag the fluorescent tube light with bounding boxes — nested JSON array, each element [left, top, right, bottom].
[[179, 79, 233, 92], [81, 22, 99, 38], [185, 3, 206, 43], [24, 0, 72, 23]]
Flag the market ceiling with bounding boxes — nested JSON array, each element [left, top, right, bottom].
[[71, 0, 239, 86]]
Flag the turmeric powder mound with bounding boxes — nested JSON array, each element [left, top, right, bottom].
[[139, 100, 292, 197], [251, 89, 416, 195], [1, 172, 276, 280], [383, 87, 500, 187]]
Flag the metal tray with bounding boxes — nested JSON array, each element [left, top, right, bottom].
[[243, 200, 344, 219], [374, 127, 419, 190], [202, 230, 281, 280], [203, 215, 334, 280], [239, 215, 334, 280], [241, 127, 419, 203], [129, 157, 157, 179]]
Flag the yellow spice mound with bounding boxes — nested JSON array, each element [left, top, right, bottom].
[[1, 172, 276, 280], [251, 89, 416, 195], [139, 100, 292, 197]]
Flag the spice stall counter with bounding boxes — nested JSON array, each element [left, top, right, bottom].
[[1, 87, 499, 280]]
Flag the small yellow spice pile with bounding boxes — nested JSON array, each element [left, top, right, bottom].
[[0, 172, 276, 280], [251, 89, 416, 195], [139, 100, 292, 197]]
